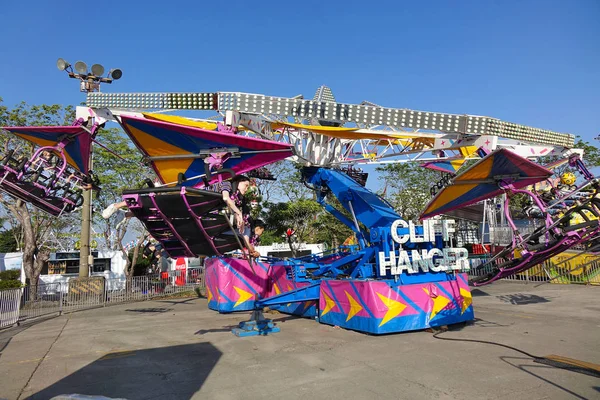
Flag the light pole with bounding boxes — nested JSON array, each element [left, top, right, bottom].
[[57, 58, 122, 277]]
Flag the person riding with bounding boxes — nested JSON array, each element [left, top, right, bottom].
[[245, 219, 265, 258], [209, 175, 251, 234]]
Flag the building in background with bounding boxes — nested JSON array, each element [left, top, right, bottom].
[[255, 243, 326, 259]]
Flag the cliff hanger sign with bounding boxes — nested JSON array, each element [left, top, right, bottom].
[[379, 219, 470, 276]]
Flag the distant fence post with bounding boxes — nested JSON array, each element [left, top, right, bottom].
[[59, 283, 63, 315]]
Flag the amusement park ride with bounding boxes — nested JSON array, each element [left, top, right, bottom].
[[1, 59, 598, 336]]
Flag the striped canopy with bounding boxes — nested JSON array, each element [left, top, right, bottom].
[[3, 125, 92, 174], [421, 149, 553, 220], [119, 115, 294, 187]]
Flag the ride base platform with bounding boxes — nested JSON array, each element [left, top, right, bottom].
[[205, 257, 474, 335]]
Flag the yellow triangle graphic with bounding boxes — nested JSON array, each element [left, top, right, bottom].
[[423, 287, 452, 320], [321, 291, 336, 316], [303, 300, 313, 311], [430, 296, 451, 321], [273, 283, 281, 295], [233, 286, 254, 308], [344, 290, 363, 322], [376, 292, 407, 327], [206, 286, 213, 302], [125, 125, 194, 184], [459, 287, 472, 314], [144, 113, 218, 130]]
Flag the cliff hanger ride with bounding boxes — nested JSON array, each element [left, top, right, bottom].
[[1, 78, 592, 336]]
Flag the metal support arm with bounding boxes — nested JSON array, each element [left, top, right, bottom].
[[256, 283, 321, 308]]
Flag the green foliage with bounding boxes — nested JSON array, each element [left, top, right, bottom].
[[574, 137, 600, 168], [257, 230, 279, 246], [132, 257, 151, 276], [0, 269, 20, 280], [0, 227, 18, 252], [257, 161, 313, 202], [0, 280, 21, 289], [313, 211, 354, 248], [259, 194, 355, 248], [0, 269, 22, 289], [92, 127, 154, 250], [262, 199, 322, 244], [507, 193, 531, 217], [376, 163, 440, 221], [254, 160, 357, 247], [537, 137, 599, 171], [0, 99, 75, 156]]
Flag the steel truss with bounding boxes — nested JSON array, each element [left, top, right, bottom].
[[82, 87, 579, 167]]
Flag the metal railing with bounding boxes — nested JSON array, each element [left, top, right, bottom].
[[0, 268, 204, 329], [488, 226, 536, 245], [468, 256, 600, 285], [0, 288, 22, 328]]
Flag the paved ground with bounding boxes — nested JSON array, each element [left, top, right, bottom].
[[0, 281, 599, 400]]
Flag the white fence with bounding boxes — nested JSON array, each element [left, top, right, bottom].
[[0, 288, 22, 328], [0, 268, 204, 329], [488, 225, 536, 245]]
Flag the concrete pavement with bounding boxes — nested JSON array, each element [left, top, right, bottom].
[[0, 282, 599, 400]]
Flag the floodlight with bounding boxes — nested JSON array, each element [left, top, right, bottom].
[[91, 64, 105, 76], [57, 58, 70, 71], [74, 61, 88, 74], [109, 69, 123, 80]]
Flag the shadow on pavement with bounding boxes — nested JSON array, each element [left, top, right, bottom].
[[194, 314, 299, 335], [156, 298, 198, 305], [195, 326, 237, 335], [500, 356, 590, 400], [472, 317, 510, 328], [496, 293, 550, 305], [125, 308, 173, 313], [29, 342, 222, 400]]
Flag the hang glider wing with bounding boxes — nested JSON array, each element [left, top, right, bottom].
[[271, 121, 359, 136], [421, 146, 478, 175], [543, 157, 570, 171], [143, 113, 218, 130], [119, 115, 294, 187], [421, 148, 553, 220], [271, 121, 431, 142], [2, 125, 92, 174]]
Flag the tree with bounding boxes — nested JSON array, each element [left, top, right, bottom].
[[575, 137, 600, 168], [261, 199, 322, 245], [256, 161, 313, 203], [313, 209, 354, 249], [0, 99, 77, 287], [0, 270, 22, 289], [92, 127, 155, 277], [0, 227, 19, 252], [256, 162, 371, 249], [376, 163, 441, 221]]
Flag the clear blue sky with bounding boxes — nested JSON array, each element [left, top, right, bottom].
[[0, 1, 598, 246], [0, 0, 598, 144]]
